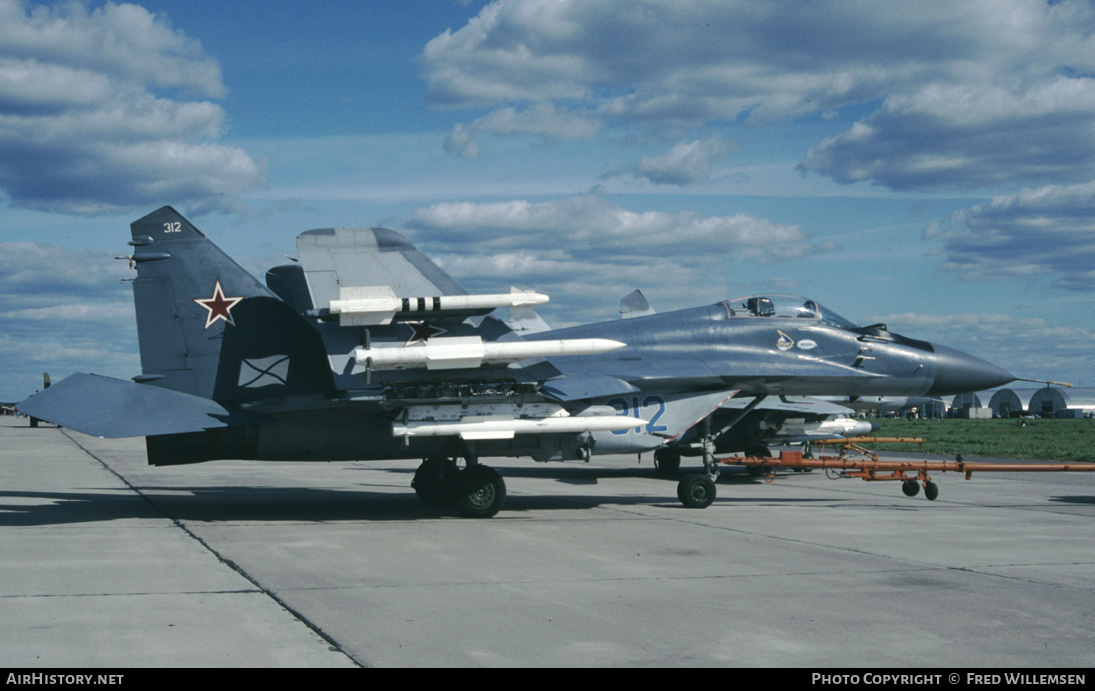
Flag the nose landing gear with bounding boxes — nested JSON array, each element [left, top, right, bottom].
[[676, 426, 720, 508], [677, 474, 716, 508]]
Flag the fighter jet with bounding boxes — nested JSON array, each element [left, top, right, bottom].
[[18, 207, 1014, 516]]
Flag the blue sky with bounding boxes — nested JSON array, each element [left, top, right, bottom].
[[2, 0, 1095, 400]]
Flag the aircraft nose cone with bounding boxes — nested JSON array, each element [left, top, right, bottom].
[[928, 344, 1014, 396]]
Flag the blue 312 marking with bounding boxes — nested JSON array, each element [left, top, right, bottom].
[[608, 395, 667, 434]]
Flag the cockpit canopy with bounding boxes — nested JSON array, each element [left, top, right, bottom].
[[722, 294, 860, 331]]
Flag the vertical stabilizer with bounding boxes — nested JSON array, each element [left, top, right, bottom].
[[620, 289, 655, 319], [129, 207, 274, 398]]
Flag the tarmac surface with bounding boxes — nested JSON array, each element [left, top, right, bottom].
[[2, 415, 1094, 668]]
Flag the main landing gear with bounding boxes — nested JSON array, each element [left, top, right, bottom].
[[670, 395, 768, 509], [676, 426, 720, 509], [412, 456, 507, 518], [653, 448, 681, 475]]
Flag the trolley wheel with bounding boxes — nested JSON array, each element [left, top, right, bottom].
[[923, 481, 939, 501]]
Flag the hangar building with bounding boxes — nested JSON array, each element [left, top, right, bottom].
[[988, 389, 1038, 417], [1027, 387, 1095, 418], [950, 392, 991, 418]]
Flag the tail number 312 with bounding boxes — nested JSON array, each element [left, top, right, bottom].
[[608, 396, 667, 435]]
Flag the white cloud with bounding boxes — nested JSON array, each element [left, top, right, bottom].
[[407, 193, 826, 259], [471, 103, 600, 140], [423, 0, 1095, 188], [867, 311, 1095, 384], [423, 1, 594, 108], [0, 0, 264, 215], [608, 136, 737, 186], [0, 239, 139, 398], [0, 240, 129, 293], [443, 122, 480, 159], [925, 182, 1095, 291], [0, 0, 226, 97], [424, 1, 1095, 118], [403, 193, 835, 324], [443, 103, 600, 158], [0, 302, 133, 322], [799, 79, 1095, 191]]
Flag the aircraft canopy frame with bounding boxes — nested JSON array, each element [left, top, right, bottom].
[[721, 294, 860, 331]]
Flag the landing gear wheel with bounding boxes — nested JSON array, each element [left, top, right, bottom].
[[454, 465, 507, 518], [654, 449, 681, 475], [677, 474, 716, 509], [412, 457, 456, 504], [923, 481, 939, 501], [901, 480, 920, 497]]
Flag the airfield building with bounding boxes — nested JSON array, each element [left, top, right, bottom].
[[950, 392, 992, 418], [921, 398, 948, 419], [1027, 387, 1095, 418], [989, 389, 1038, 417]]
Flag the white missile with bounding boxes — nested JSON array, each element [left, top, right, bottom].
[[392, 414, 648, 441], [329, 286, 549, 326], [758, 417, 880, 441], [355, 336, 626, 371]]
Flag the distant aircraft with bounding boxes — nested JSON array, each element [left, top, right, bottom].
[[18, 207, 1014, 516]]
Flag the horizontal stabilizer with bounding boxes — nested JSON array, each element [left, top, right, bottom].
[[297, 227, 467, 311], [16, 373, 269, 438]]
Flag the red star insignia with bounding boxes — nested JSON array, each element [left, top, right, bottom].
[[193, 280, 244, 329], [405, 321, 447, 345]]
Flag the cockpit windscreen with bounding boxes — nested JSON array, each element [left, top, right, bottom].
[[723, 295, 860, 330]]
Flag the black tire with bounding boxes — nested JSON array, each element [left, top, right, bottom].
[[677, 474, 716, 509], [412, 457, 455, 504], [654, 449, 681, 475], [454, 465, 507, 518], [901, 480, 920, 497], [924, 481, 939, 501]]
